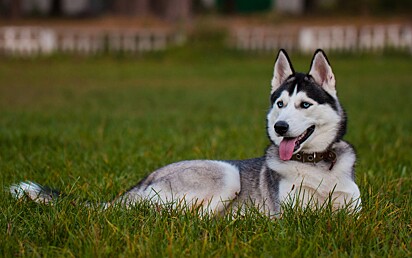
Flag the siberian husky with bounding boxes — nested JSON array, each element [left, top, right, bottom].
[[10, 49, 361, 217]]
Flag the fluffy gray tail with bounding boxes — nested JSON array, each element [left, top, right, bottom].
[[9, 181, 61, 204], [9, 181, 110, 209]]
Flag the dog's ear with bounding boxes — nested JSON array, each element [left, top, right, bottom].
[[271, 49, 294, 93], [308, 49, 336, 96]]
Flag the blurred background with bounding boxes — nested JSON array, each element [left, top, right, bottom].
[[0, 0, 411, 56], [0, 5, 411, 256]]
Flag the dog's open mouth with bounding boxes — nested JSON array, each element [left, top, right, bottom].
[[279, 125, 315, 161]]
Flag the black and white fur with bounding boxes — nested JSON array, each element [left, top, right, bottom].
[[9, 50, 361, 217]]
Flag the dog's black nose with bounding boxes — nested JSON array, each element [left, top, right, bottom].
[[274, 121, 289, 135]]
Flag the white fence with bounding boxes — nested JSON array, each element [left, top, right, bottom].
[[232, 24, 412, 53], [0, 26, 185, 56], [2, 24, 411, 55], [233, 27, 298, 52]]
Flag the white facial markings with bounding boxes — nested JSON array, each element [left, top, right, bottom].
[[267, 86, 342, 153], [292, 84, 298, 98]]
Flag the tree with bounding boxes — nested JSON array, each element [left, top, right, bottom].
[[10, 0, 22, 19], [50, 0, 63, 17]]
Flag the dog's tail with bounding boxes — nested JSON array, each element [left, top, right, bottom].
[[9, 181, 110, 209], [9, 181, 60, 204]]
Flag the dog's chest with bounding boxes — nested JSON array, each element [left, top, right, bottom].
[[278, 162, 336, 194], [268, 158, 355, 208]]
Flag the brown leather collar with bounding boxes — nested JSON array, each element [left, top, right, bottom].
[[290, 150, 337, 170]]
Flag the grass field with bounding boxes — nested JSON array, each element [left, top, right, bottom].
[[0, 48, 411, 257]]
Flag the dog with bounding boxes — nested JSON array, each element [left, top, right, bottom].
[[10, 49, 361, 217]]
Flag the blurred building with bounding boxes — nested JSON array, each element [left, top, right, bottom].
[[276, 0, 304, 14], [0, 0, 192, 20], [1, 0, 411, 19], [1, 0, 96, 17], [0, 0, 335, 19]]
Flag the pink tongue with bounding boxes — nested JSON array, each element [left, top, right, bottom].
[[279, 138, 298, 161]]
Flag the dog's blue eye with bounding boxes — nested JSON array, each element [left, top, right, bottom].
[[301, 102, 312, 109], [277, 101, 284, 108]]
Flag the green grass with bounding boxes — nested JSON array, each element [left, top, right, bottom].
[[0, 49, 411, 257]]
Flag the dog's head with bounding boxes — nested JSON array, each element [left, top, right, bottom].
[[266, 49, 346, 161]]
